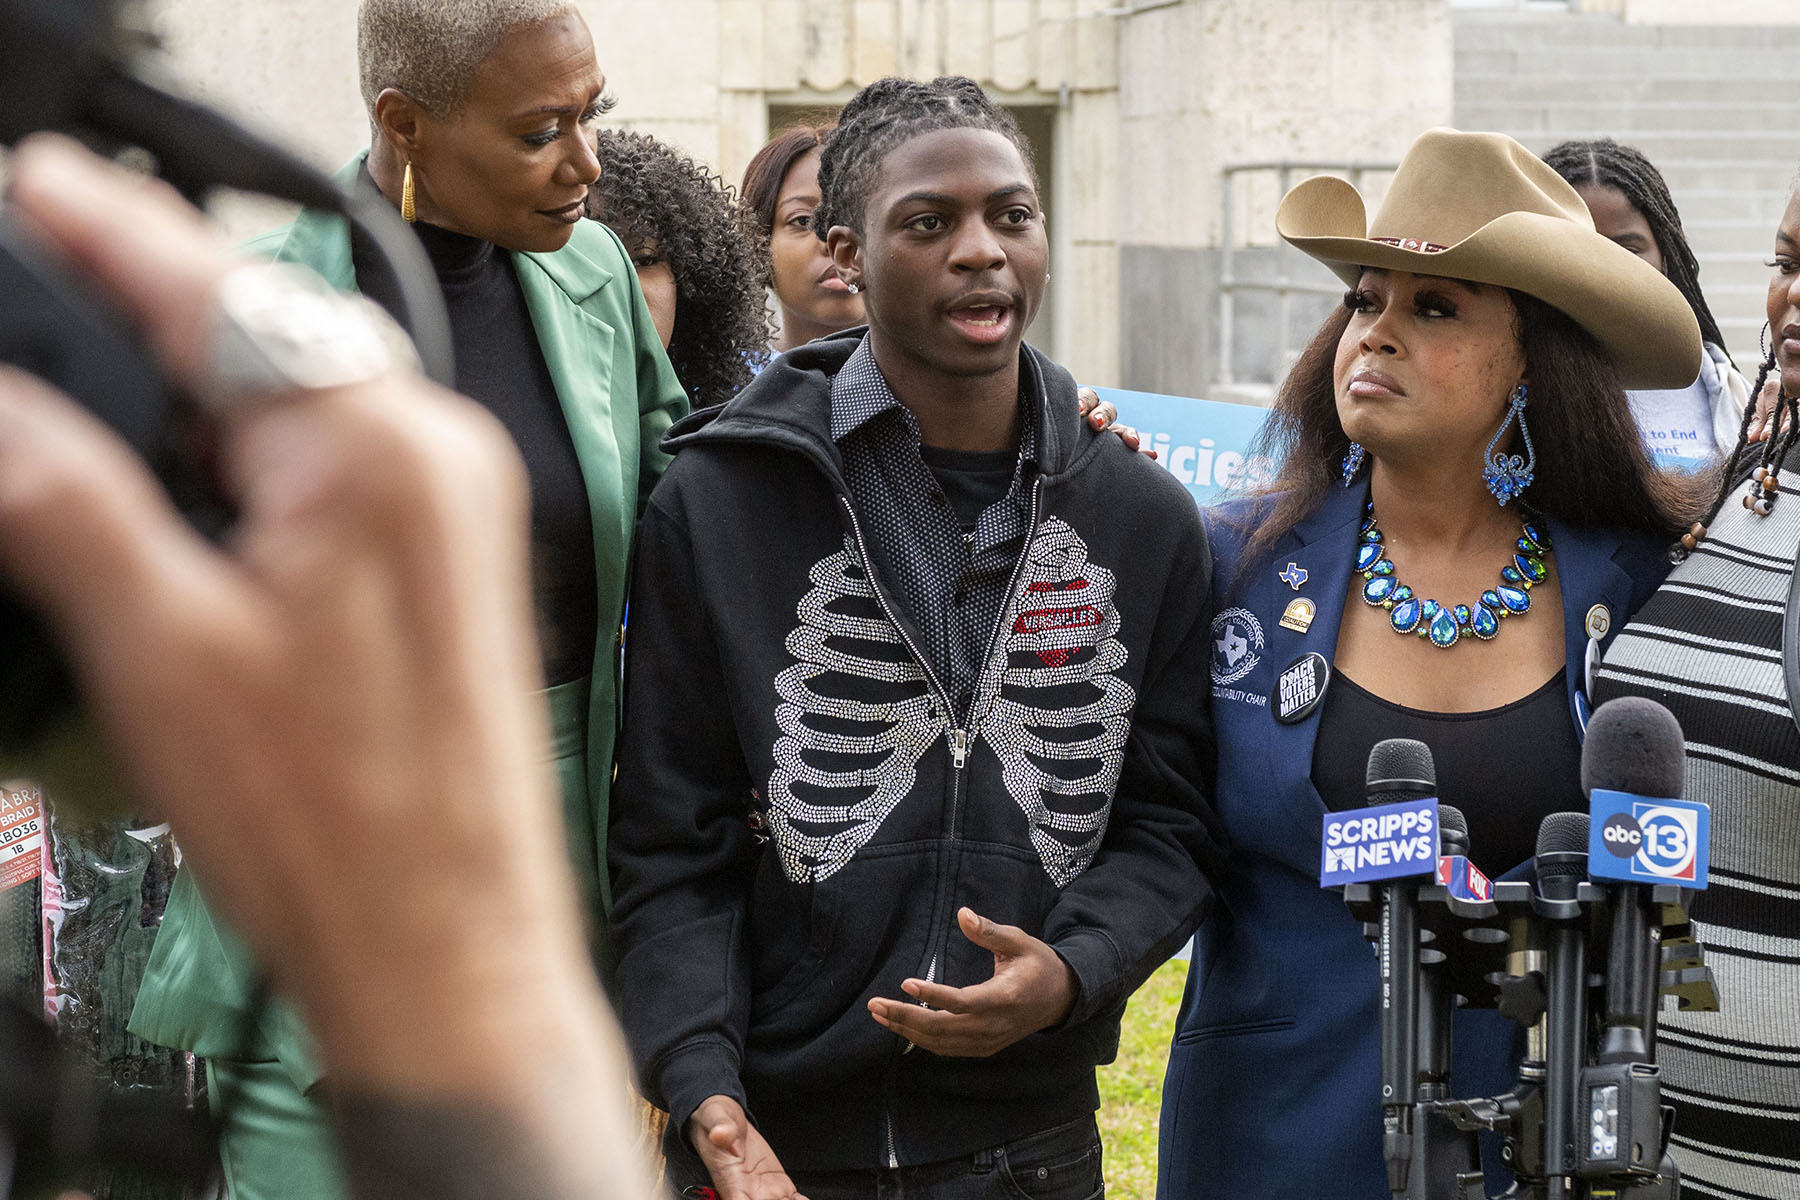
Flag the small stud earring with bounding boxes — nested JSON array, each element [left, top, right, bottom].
[[846, 281, 861, 294]]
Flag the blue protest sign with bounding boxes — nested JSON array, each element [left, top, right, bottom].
[[1320, 798, 1442, 887], [1090, 387, 1275, 508], [1588, 789, 1709, 889]]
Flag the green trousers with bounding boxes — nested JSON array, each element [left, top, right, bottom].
[[130, 679, 595, 1200], [207, 1057, 346, 1200]]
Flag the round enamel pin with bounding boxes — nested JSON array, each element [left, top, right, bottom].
[[1273, 653, 1330, 724], [1585, 604, 1611, 640]]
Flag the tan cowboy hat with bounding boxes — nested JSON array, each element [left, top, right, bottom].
[[1275, 127, 1701, 390]]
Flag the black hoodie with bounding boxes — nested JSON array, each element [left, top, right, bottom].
[[609, 329, 1224, 1173]]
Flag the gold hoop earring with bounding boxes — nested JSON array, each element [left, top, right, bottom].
[[401, 162, 417, 223]]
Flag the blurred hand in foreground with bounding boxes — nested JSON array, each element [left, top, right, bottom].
[[0, 135, 655, 1200]]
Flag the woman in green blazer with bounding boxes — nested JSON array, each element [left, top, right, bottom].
[[128, 4, 686, 1197]]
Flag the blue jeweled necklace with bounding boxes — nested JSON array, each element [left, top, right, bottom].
[[1355, 503, 1552, 648]]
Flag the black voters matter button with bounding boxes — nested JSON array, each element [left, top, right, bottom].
[[1273, 653, 1330, 725]]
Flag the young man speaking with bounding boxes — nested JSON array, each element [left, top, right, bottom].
[[609, 77, 1223, 1200]]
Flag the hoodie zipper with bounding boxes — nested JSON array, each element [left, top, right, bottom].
[[838, 476, 1046, 1171], [949, 479, 1043, 831], [838, 495, 959, 734], [833, 473, 1044, 843], [831, 369, 1052, 1172]]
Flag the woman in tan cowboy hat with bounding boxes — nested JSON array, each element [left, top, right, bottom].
[[1158, 128, 1710, 1199]]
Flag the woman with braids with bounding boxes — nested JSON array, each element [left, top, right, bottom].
[[740, 124, 866, 356], [1157, 129, 1710, 1199], [128, 3, 686, 1197], [1544, 138, 1749, 470], [1586, 178, 1800, 1200], [588, 128, 774, 408], [609, 76, 1221, 1200]]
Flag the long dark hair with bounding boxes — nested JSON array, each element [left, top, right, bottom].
[[1543, 139, 1730, 360], [1241, 290, 1709, 565], [1689, 349, 1800, 543]]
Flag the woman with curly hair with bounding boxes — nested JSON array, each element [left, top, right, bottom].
[[589, 128, 773, 408]]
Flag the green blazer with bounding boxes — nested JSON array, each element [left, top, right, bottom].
[[130, 158, 688, 1091]]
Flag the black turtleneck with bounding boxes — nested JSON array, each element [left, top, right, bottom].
[[354, 203, 598, 687]]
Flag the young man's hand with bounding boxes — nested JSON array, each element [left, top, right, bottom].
[[688, 1096, 807, 1200], [866, 907, 1077, 1057]]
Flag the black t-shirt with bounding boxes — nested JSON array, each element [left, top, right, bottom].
[[916, 443, 1018, 532], [354, 209, 598, 687], [1310, 668, 1582, 874]]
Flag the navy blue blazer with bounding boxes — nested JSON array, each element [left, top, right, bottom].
[[1157, 479, 1670, 1200]]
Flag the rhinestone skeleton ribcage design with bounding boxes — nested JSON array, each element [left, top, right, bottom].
[[767, 520, 1134, 888], [972, 518, 1135, 886], [769, 542, 937, 883]]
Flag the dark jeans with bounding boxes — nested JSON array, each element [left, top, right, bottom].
[[788, 1116, 1105, 1200]]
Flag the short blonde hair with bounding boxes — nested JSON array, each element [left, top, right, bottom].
[[358, 0, 577, 117]]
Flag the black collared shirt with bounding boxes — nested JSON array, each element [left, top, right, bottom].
[[830, 338, 1038, 712]]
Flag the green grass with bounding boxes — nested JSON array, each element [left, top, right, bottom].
[[1098, 956, 1190, 1199]]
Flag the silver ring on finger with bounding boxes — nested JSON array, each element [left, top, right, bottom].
[[198, 262, 419, 412]]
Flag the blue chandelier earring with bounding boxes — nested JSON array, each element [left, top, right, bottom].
[[1340, 441, 1367, 487], [1482, 383, 1536, 507]]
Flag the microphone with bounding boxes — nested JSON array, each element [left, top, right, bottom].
[[1534, 811, 1589, 1198], [1578, 697, 1694, 1184], [1534, 812, 1589, 902], [1417, 804, 1468, 1101], [1435, 804, 1492, 902], [1438, 806, 1469, 858], [1365, 738, 1437, 1194], [1580, 698, 1685, 1066]]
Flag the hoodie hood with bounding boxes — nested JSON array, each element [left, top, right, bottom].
[[662, 327, 1100, 485]]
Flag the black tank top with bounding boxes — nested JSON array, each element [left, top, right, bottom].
[[1310, 669, 1583, 874]]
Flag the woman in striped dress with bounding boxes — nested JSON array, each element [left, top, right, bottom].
[[1591, 180, 1800, 1200]]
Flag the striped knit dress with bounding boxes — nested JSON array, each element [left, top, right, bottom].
[[1592, 448, 1800, 1200]]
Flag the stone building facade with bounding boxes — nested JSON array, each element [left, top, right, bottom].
[[145, 0, 1800, 394]]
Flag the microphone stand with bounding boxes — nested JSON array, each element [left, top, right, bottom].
[[1344, 875, 1697, 1200], [1534, 846, 1588, 1200], [1400, 939, 1483, 1200]]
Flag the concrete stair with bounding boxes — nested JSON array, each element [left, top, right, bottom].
[[1454, 10, 1800, 369]]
